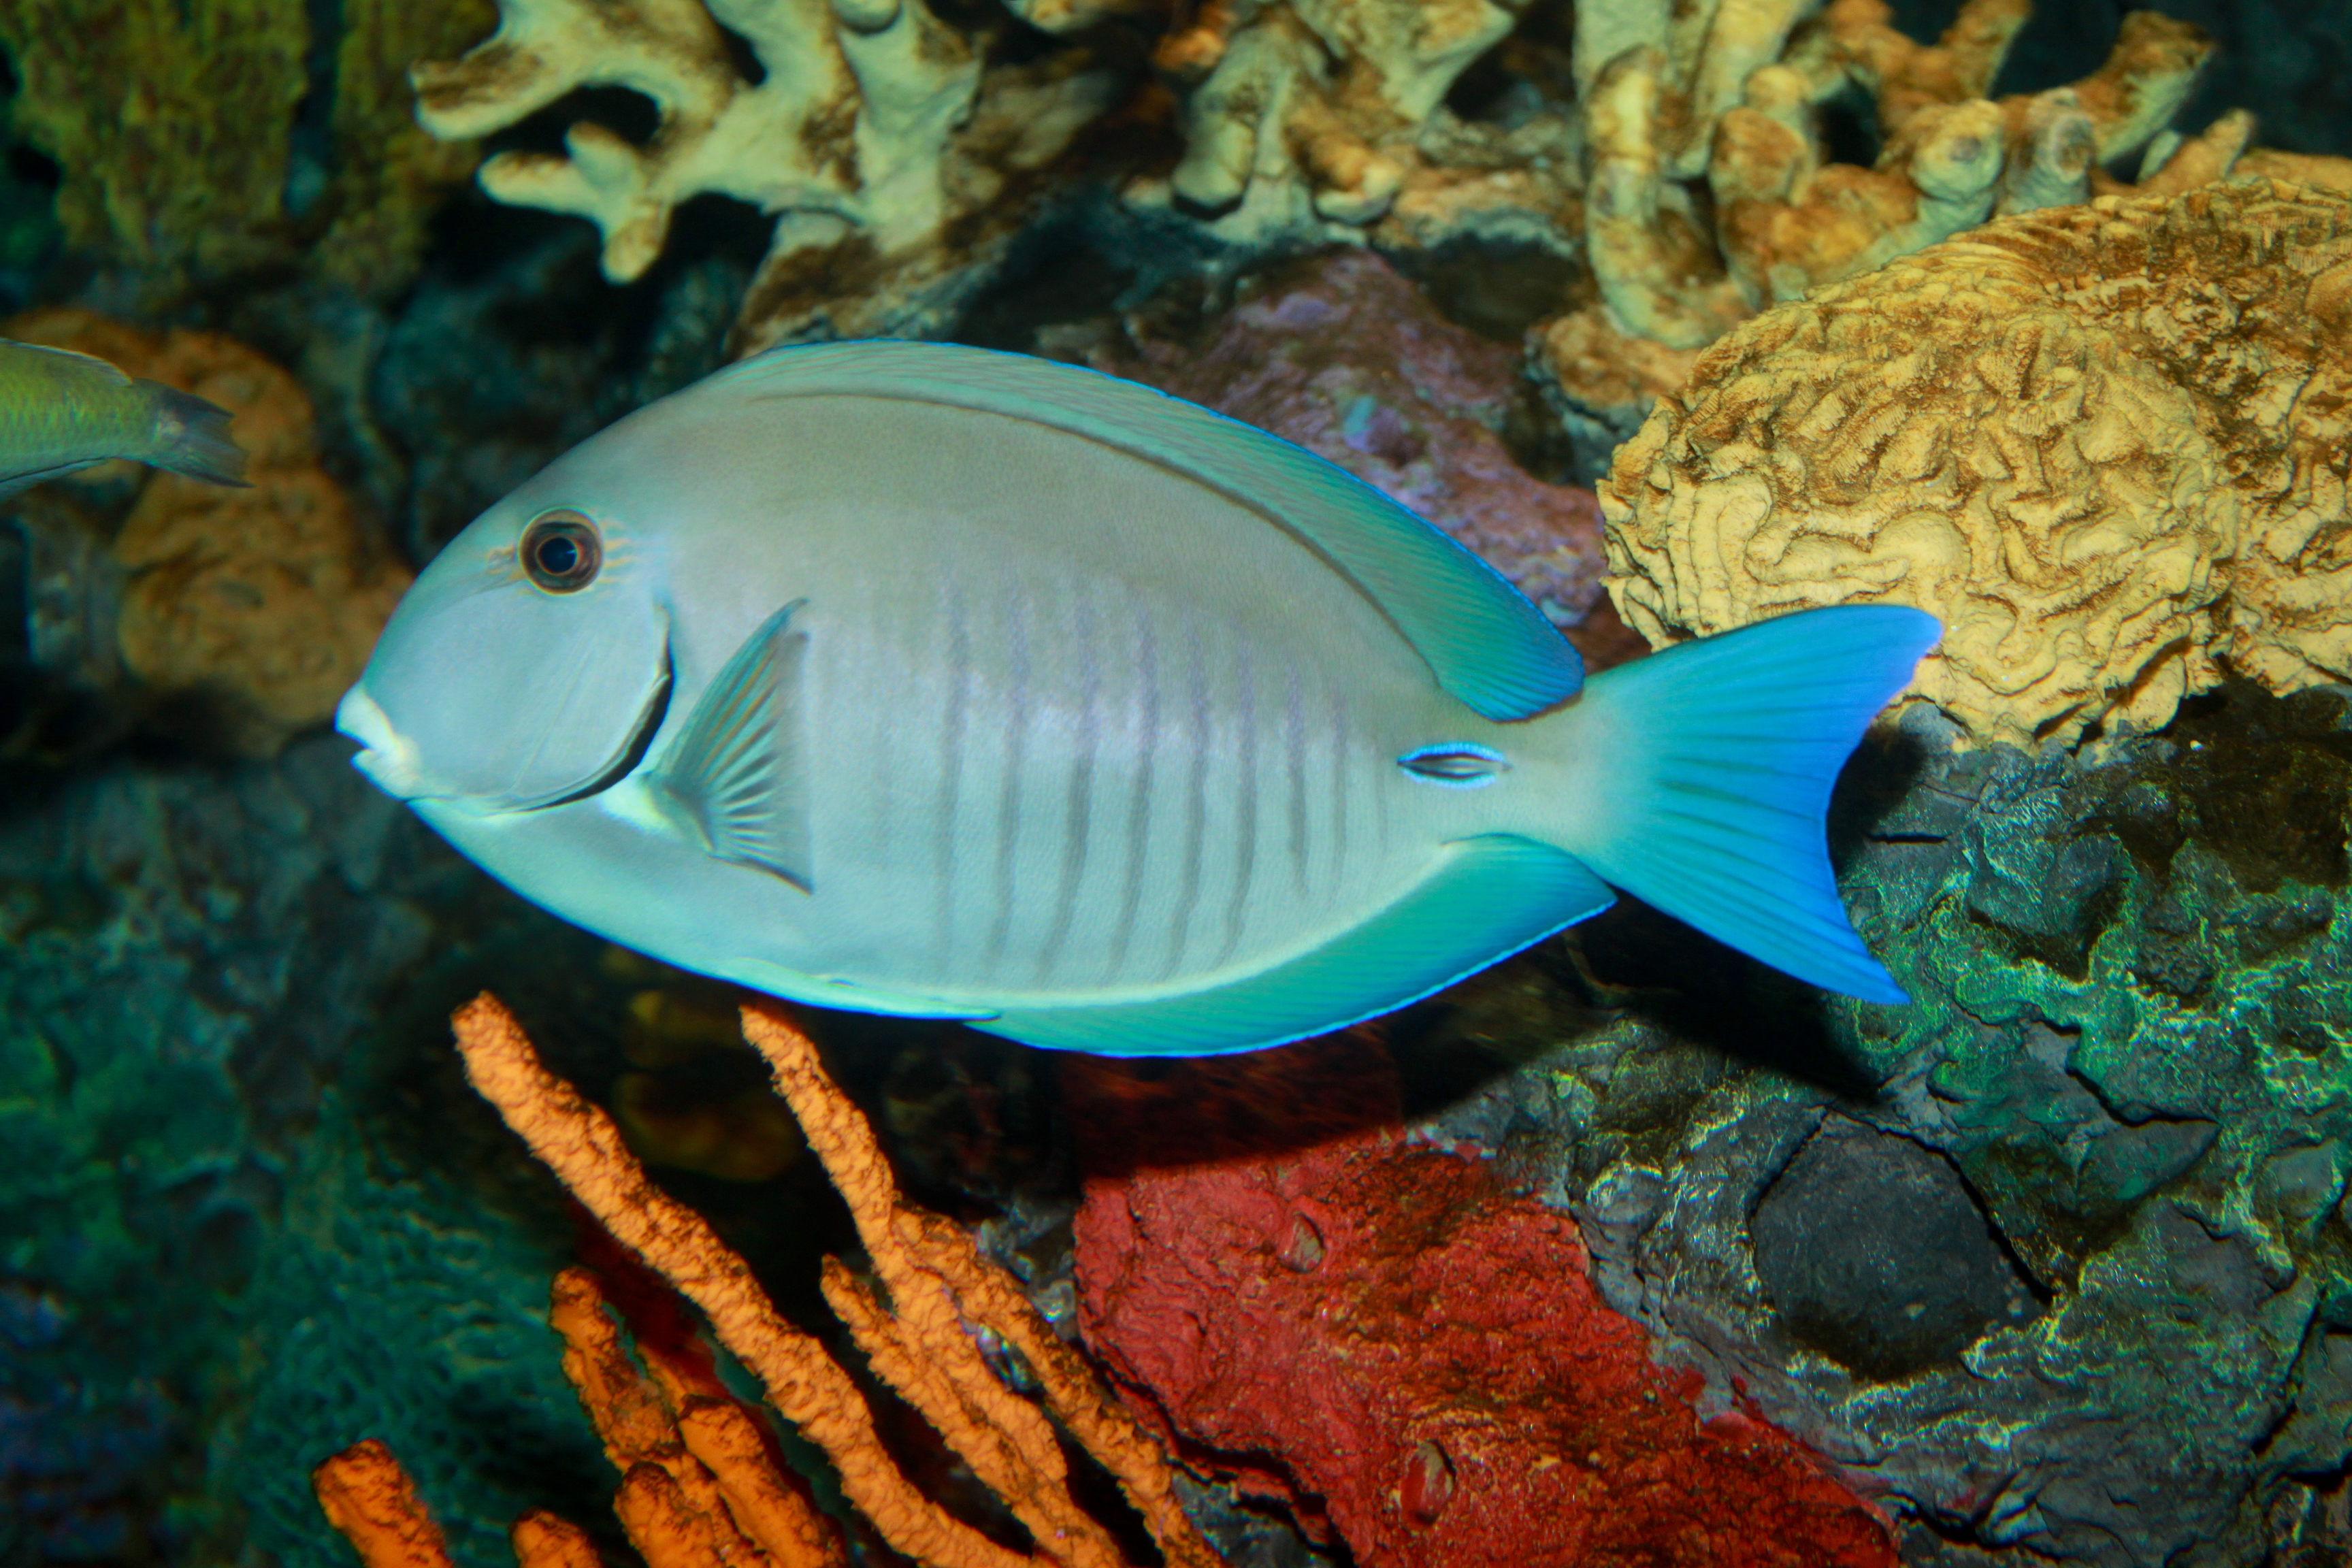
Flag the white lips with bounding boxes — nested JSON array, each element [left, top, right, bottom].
[[336, 683, 427, 799]]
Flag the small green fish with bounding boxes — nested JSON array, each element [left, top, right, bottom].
[[0, 337, 250, 502]]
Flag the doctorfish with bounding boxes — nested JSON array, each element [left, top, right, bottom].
[[337, 341, 1938, 1056], [0, 337, 249, 501]]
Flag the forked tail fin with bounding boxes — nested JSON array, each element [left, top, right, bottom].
[[1553, 604, 1940, 1002], [142, 380, 250, 487]]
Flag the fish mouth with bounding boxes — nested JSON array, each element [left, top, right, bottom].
[[336, 684, 426, 799]]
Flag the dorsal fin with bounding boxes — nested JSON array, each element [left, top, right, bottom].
[[649, 600, 813, 891], [719, 340, 1582, 721], [3, 338, 133, 386]]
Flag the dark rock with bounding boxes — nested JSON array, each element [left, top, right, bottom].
[[1752, 1120, 2039, 1380]]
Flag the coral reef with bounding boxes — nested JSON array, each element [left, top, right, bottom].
[[318, 1260, 854, 1568], [1396, 682, 2352, 1563], [0, 0, 494, 294], [1531, 0, 2224, 475], [537, 1261, 845, 1567], [1117, 0, 1583, 262], [7, 308, 410, 754], [1599, 176, 2352, 749], [1068, 247, 1608, 628], [412, 0, 1126, 353], [447, 993, 1223, 1568], [413, 0, 1598, 350], [1066, 1037, 1898, 1567]]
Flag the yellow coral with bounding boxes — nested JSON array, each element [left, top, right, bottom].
[[1601, 178, 2352, 749], [0, 0, 491, 294]]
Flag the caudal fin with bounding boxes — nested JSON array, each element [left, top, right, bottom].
[[1560, 604, 1940, 1003], [142, 381, 250, 487]]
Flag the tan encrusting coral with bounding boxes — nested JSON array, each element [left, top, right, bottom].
[[1600, 177, 2352, 749], [344, 992, 1225, 1568]]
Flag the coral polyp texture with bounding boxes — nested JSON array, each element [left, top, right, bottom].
[[1600, 177, 2352, 749], [412, 0, 1123, 352], [1531, 0, 2232, 471]]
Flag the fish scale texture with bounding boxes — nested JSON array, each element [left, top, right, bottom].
[[1066, 1041, 1897, 1568]]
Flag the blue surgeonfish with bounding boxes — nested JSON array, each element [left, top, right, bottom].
[[338, 341, 1938, 1056], [0, 337, 249, 500]]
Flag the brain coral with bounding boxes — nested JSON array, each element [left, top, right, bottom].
[[1600, 177, 2352, 748]]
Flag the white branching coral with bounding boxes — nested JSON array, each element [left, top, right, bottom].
[[1533, 0, 2219, 479], [1106, 0, 1590, 265], [1154, 0, 1516, 221], [414, 0, 1118, 350]]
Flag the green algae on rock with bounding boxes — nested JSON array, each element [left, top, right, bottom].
[[1404, 681, 2352, 1565], [0, 0, 493, 295]]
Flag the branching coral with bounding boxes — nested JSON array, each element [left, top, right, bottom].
[[328, 993, 1224, 1568], [1100, 0, 1607, 278], [0, 0, 493, 293], [1599, 177, 2352, 749], [412, 0, 1124, 353], [1126, 0, 1537, 233], [1533, 0, 2222, 473], [418, 0, 1598, 339]]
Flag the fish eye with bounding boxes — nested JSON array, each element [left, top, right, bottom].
[[521, 510, 602, 593]]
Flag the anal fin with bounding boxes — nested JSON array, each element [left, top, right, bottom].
[[981, 834, 1615, 1056], [651, 600, 813, 891]]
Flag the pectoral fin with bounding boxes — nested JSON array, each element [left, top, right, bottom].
[[651, 600, 813, 891]]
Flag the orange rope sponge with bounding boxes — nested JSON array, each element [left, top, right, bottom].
[[549, 1264, 847, 1568], [448, 991, 1223, 1568], [312, 1440, 456, 1568], [510, 1511, 604, 1568], [741, 1001, 1224, 1568]]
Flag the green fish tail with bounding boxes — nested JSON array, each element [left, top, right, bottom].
[[142, 380, 250, 488]]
